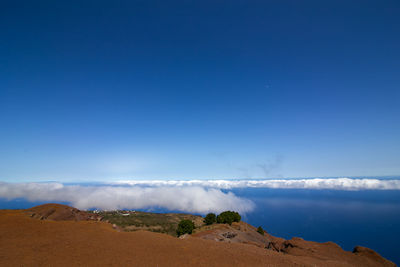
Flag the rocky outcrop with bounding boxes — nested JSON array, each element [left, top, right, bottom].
[[353, 246, 395, 266], [275, 238, 396, 266], [192, 222, 271, 248]]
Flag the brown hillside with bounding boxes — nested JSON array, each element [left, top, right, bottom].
[[0, 205, 395, 267], [25, 203, 102, 221]]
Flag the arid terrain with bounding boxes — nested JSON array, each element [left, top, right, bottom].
[[0, 204, 395, 267]]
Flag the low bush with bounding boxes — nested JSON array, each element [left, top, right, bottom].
[[176, 219, 195, 236], [216, 211, 241, 225], [204, 213, 217, 225], [257, 226, 264, 235]]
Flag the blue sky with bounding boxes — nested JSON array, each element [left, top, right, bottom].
[[1, 0, 399, 182]]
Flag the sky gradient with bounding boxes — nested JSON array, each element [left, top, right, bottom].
[[1, 0, 399, 182]]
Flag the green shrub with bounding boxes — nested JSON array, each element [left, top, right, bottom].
[[257, 226, 264, 235], [176, 219, 195, 236], [216, 211, 241, 225], [204, 213, 217, 225]]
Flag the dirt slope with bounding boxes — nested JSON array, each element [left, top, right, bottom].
[[0, 205, 395, 267], [192, 221, 271, 248], [25, 203, 102, 221]]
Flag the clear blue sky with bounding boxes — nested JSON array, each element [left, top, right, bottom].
[[1, 0, 399, 182]]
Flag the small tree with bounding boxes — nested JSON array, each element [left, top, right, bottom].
[[176, 219, 195, 236], [257, 226, 264, 235], [232, 211, 241, 222], [216, 211, 241, 225], [204, 213, 217, 225]]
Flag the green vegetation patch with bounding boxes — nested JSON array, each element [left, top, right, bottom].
[[216, 211, 241, 225], [204, 213, 217, 225], [176, 219, 195, 236], [257, 226, 265, 235], [95, 210, 203, 237]]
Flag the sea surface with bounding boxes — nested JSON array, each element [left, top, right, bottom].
[[234, 188, 400, 265], [1, 177, 400, 264]]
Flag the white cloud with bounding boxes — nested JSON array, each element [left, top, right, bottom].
[[0, 182, 254, 214], [115, 178, 400, 190], [1, 178, 399, 214]]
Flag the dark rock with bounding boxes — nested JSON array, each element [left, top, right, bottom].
[[222, 232, 237, 239]]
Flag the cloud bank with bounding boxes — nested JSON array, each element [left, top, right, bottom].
[[116, 178, 400, 190], [1, 178, 399, 213], [0, 182, 254, 214]]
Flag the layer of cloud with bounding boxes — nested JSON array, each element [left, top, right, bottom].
[[0, 182, 254, 214], [115, 178, 400, 190], [1, 178, 398, 213]]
